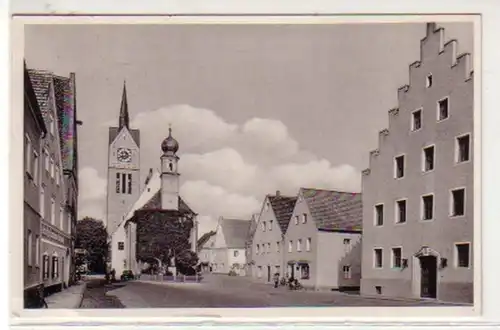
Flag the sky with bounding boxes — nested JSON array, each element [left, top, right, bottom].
[[24, 22, 474, 237]]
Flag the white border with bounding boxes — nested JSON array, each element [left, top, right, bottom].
[[3, 0, 499, 327]]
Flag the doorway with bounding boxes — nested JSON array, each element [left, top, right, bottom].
[[267, 265, 271, 282], [420, 256, 437, 299]]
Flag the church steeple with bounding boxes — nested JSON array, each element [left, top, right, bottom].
[[118, 80, 129, 130]]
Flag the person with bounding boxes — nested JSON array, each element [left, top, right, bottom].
[[273, 272, 280, 288], [37, 285, 48, 308], [288, 275, 295, 290]]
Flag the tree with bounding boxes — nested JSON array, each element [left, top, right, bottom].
[[75, 217, 108, 273]]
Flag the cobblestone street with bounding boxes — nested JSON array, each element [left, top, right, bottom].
[[79, 274, 464, 308]]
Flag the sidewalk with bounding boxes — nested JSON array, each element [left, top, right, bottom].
[[45, 282, 87, 309]]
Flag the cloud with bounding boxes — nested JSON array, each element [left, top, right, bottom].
[[78, 166, 107, 221], [86, 104, 362, 235]]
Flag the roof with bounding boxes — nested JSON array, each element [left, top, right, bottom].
[[24, 63, 47, 135], [109, 126, 141, 148], [246, 213, 259, 243], [122, 169, 196, 228], [268, 194, 298, 233], [27, 69, 53, 118], [197, 230, 216, 251], [219, 218, 252, 249], [301, 188, 362, 231]]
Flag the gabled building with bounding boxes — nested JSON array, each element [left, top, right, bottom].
[[284, 188, 362, 291], [197, 230, 217, 273], [251, 192, 297, 282], [244, 213, 259, 277], [28, 68, 80, 295], [360, 23, 474, 303], [23, 63, 48, 307], [212, 217, 251, 275]]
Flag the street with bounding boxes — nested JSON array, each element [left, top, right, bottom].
[[80, 274, 460, 308]]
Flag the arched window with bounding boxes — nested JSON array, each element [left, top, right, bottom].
[[42, 253, 49, 280], [51, 252, 59, 279]]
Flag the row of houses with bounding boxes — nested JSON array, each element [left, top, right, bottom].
[[198, 23, 473, 304], [23, 62, 81, 307]]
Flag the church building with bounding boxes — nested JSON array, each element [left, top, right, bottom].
[[106, 83, 198, 276]]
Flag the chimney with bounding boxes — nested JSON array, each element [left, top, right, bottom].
[[426, 22, 436, 37], [276, 190, 281, 197]]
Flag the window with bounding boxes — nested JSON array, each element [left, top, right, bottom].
[[55, 166, 60, 185], [25, 134, 32, 174], [426, 73, 433, 88], [35, 235, 40, 266], [451, 188, 466, 217], [374, 248, 383, 268], [421, 146, 435, 172], [276, 241, 280, 253], [115, 173, 120, 193], [40, 185, 45, 218], [121, 173, 126, 193], [306, 238, 311, 252], [300, 264, 310, 280], [67, 213, 72, 235], [456, 134, 471, 163], [374, 204, 384, 226], [50, 198, 55, 225], [343, 265, 351, 279], [42, 254, 49, 279], [267, 243, 271, 253], [256, 244, 260, 254], [343, 238, 351, 252], [27, 230, 33, 266], [33, 151, 39, 184], [438, 97, 449, 120], [302, 213, 308, 223], [262, 221, 266, 232], [391, 247, 402, 268], [44, 148, 49, 172], [233, 250, 239, 257], [258, 266, 262, 278], [412, 109, 422, 131], [394, 155, 405, 179], [118, 242, 125, 250], [51, 256, 59, 279], [396, 199, 407, 224], [127, 173, 132, 194], [297, 239, 302, 252], [422, 195, 434, 220], [50, 156, 55, 178], [294, 215, 299, 225], [288, 240, 293, 253], [269, 220, 273, 231], [49, 114, 55, 135], [455, 243, 470, 268]]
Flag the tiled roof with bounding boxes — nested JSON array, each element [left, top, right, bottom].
[[301, 188, 362, 231], [245, 213, 259, 243], [220, 218, 252, 249], [268, 195, 298, 234], [109, 126, 141, 147], [197, 230, 216, 251], [24, 64, 47, 134], [26, 69, 53, 118]]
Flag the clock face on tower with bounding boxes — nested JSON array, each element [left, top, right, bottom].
[[117, 148, 132, 163]]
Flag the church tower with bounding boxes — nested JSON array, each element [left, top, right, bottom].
[[160, 126, 180, 210], [106, 82, 141, 236]]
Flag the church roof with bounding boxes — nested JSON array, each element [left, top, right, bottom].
[[121, 169, 196, 230], [300, 188, 362, 232], [219, 217, 252, 249], [109, 82, 140, 146]]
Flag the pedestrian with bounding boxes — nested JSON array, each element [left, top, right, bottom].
[[37, 285, 48, 308], [273, 272, 280, 288]]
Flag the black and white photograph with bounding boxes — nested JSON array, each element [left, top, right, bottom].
[[17, 17, 478, 312]]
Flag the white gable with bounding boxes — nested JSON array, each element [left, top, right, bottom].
[[213, 219, 227, 249], [110, 126, 139, 150]]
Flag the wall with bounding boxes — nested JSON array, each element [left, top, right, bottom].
[[111, 224, 127, 276], [228, 248, 247, 275], [284, 195, 317, 288], [212, 248, 229, 274], [360, 24, 474, 303], [252, 197, 285, 282], [316, 231, 362, 290]]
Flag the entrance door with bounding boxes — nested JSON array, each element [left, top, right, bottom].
[[267, 265, 271, 282], [420, 256, 437, 298]]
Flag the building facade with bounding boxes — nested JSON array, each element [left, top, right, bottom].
[[243, 213, 259, 277], [360, 23, 474, 303], [197, 231, 216, 273], [23, 63, 48, 307], [212, 217, 251, 275], [285, 188, 362, 291], [28, 69, 79, 295], [251, 192, 297, 282]]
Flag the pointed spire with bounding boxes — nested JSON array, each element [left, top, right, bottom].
[[119, 80, 129, 130], [168, 123, 172, 137]]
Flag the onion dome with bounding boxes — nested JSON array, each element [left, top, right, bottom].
[[161, 126, 179, 154]]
